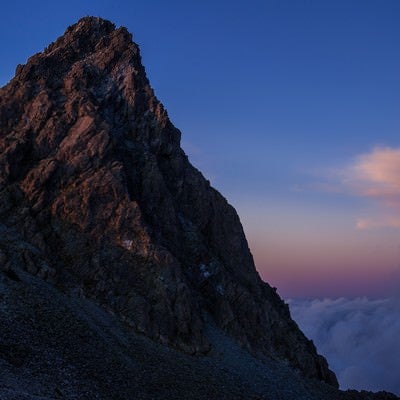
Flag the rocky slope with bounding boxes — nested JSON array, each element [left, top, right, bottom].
[[2, 264, 398, 400], [0, 17, 397, 399]]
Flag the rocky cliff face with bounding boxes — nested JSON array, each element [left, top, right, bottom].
[[0, 17, 337, 386]]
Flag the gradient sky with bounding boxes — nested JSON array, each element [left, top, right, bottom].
[[1, 1, 400, 299]]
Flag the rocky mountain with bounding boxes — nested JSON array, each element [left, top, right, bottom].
[[0, 17, 397, 400]]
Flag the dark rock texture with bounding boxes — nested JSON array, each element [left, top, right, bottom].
[[0, 17, 397, 399], [0, 267, 397, 400]]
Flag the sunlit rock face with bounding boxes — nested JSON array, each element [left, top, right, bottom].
[[0, 17, 337, 386]]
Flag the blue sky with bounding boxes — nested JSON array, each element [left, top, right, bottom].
[[1, 0, 400, 298]]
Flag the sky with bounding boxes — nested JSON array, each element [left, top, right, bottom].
[[2, 1, 400, 394], [1, 1, 400, 299]]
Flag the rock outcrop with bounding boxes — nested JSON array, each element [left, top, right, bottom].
[[0, 16, 338, 387]]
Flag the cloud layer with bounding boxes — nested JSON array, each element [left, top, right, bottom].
[[289, 297, 400, 395]]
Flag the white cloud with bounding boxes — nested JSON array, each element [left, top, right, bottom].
[[289, 297, 400, 395]]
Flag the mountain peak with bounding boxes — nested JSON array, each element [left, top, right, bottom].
[[0, 18, 339, 391], [10, 16, 135, 88], [59, 16, 132, 49], [70, 16, 116, 33]]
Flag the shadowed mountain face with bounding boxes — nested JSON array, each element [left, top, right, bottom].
[[0, 16, 340, 390]]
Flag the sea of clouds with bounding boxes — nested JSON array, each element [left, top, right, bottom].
[[288, 297, 400, 395]]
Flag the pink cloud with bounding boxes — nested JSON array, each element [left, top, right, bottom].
[[302, 146, 400, 229], [341, 147, 400, 229], [356, 217, 400, 230], [345, 147, 400, 203]]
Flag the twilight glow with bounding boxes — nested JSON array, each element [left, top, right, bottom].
[[188, 144, 400, 298], [237, 146, 400, 298]]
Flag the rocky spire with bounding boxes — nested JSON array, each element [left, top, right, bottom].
[[0, 17, 337, 386]]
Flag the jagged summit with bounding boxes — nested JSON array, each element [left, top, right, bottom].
[[68, 16, 117, 35], [24, 17, 128, 62], [0, 16, 339, 392], [54, 17, 119, 47]]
